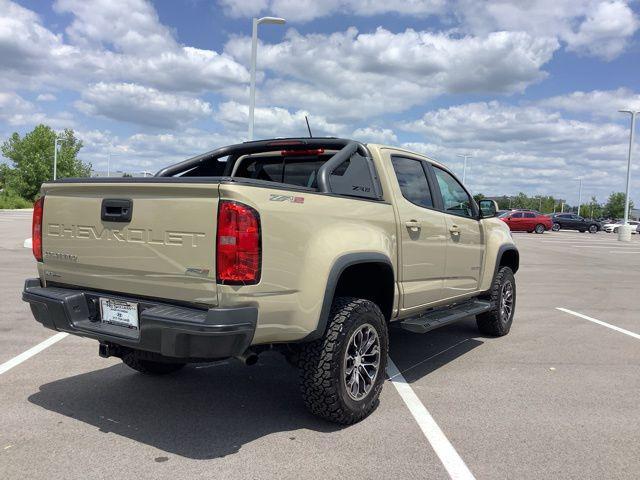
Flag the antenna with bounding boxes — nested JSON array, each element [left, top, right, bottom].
[[305, 115, 313, 138]]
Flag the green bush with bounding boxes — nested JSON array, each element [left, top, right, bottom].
[[0, 191, 33, 209]]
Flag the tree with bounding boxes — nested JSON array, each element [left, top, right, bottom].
[[603, 192, 633, 219], [1, 125, 91, 201], [473, 193, 485, 203], [579, 196, 603, 219]]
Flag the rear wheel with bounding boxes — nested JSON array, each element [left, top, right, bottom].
[[121, 350, 186, 375], [534, 224, 545, 234], [477, 267, 516, 337], [588, 224, 598, 234], [298, 297, 388, 424], [552, 223, 560, 231]]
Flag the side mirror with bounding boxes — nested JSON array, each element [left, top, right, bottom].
[[479, 199, 499, 218]]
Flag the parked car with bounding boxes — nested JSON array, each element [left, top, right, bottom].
[[22, 137, 519, 425], [549, 213, 601, 233], [499, 210, 552, 233], [603, 220, 639, 234]]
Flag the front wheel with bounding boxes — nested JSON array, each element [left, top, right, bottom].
[[534, 224, 545, 234], [614, 227, 619, 233], [552, 223, 560, 231], [588, 224, 598, 234], [477, 267, 516, 336], [298, 297, 388, 424]]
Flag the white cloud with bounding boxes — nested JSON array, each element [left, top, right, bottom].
[[454, 0, 639, 60], [0, 92, 74, 128], [399, 101, 635, 200], [353, 127, 397, 144], [537, 88, 640, 118], [75, 83, 213, 129], [564, 1, 639, 59], [54, 0, 176, 54], [216, 101, 347, 139], [0, 0, 249, 92], [224, 27, 558, 118], [218, 0, 447, 22], [36, 93, 57, 102], [219, 0, 639, 59], [73, 128, 242, 174]]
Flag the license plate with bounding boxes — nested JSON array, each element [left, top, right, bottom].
[[100, 298, 139, 329]]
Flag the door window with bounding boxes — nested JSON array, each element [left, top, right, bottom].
[[391, 157, 433, 208], [432, 167, 474, 218], [524, 212, 535, 218], [511, 212, 524, 218]]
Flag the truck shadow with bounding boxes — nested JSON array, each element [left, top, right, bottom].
[[28, 319, 485, 459], [389, 318, 485, 383]]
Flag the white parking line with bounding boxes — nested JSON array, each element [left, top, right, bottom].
[[387, 358, 475, 480], [573, 245, 639, 248], [556, 308, 640, 340], [0, 333, 68, 375]]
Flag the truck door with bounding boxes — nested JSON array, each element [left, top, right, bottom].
[[429, 165, 484, 297], [389, 155, 448, 310]]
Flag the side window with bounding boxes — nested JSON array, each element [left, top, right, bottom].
[[524, 212, 535, 218], [512, 212, 524, 218], [432, 166, 474, 218], [391, 157, 433, 208]]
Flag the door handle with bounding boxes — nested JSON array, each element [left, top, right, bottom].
[[449, 224, 460, 235], [405, 220, 421, 231]]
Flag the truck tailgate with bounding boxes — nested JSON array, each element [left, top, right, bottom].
[[40, 182, 219, 306]]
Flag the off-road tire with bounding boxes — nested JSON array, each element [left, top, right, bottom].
[[477, 267, 516, 337], [121, 350, 186, 375], [534, 224, 545, 234], [552, 223, 560, 231], [298, 297, 388, 425]]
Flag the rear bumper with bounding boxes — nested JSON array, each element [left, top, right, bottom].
[[22, 278, 257, 360]]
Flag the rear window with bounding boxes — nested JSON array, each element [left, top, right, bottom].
[[234, 156, 326, 188]]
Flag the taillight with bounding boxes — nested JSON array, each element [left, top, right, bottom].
[[216, 201, 261, 284], [32, 196, 44, 261]]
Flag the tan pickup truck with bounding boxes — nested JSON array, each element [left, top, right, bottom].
[[23, 138, 518, 424]]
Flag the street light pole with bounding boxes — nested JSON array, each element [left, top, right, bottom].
[[576, 178, 582, 217], [619, 110, 637, 228], [456, 154, 472, 184], [248, 16, 286, 141], [107, 151, 120, 177], [53, 137, 63, 180]]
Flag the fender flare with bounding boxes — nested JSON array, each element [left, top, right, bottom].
[[301, 252, 393, 342], [492, 245, 519, 280]]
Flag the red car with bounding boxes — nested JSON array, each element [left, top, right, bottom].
[[499, 210, 553, 234]]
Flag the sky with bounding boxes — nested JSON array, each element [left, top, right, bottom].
[[1, 0, 640, 206]]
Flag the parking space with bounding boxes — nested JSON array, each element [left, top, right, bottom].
[[1, 216, 639, 479]]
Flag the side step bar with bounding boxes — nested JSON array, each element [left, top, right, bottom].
[[399, 299, 491, 334]]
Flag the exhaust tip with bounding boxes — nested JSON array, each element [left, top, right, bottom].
[[236, 350, 259, 366]]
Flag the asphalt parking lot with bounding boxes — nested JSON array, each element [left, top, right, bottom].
[[1, 210, 639, 480]]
